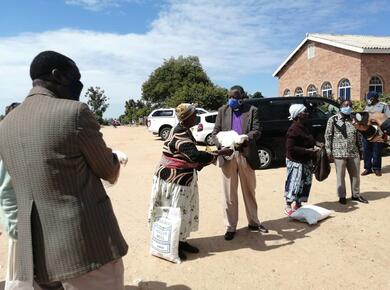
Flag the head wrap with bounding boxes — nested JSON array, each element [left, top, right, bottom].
[[288, 104, 306, 120], [175, 103, 196, 121]]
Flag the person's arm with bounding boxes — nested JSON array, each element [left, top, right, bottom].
[[77, 104, 120, 184], [0, 159, 18, 240], [324, 117, 334, 157], [383, 104, 390, 118], [247, 106, 261, 142], [212, 107, 223, 149]]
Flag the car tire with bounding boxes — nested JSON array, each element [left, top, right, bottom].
[[258, 147, 272, 169], [205, 134, 214, 146], [159, 126, 172, 141]]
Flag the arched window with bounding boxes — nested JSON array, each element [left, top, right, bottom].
[[321, 82, 332, 98], [369, 76, 383, 94], [307, 84, 318, 97], [295, 87, 303, 97], [338, 79, 351, 100], [283, 89, 291, 97]]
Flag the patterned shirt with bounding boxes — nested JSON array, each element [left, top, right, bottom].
[[155, 124, 215, 186], [325, 113, 362, 158], [364, 102, 390, 117]]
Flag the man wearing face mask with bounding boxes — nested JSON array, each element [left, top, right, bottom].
[[361, 91, 390, 176], [325, 100, 368, 204], [0, 51, 128, 289], [212, 85, 267, 241]]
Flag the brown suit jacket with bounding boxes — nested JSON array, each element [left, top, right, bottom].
[[0, 86, 128, 282], [212, 102, 262, 170]]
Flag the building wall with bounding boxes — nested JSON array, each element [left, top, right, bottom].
[[277, 41, 363, 100], [360, 54, 390, 97]]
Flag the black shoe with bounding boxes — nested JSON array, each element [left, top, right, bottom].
[[339, 197, 347, 205], [179, 242, 199, 253], [248, 224, 269, 233], [351, 195, 369, 204], [361, 169, 373, 176], [224, 231, 236, 241], [178, 249, 187, 261], [374, 170, 382, 177]]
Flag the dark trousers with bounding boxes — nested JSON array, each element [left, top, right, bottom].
[[363, 138, 384, 171]]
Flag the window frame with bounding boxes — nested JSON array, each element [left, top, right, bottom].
[[307, 84, 318, 97], [368, 75, 383, 94], [338, 79, 351, 101], [321, 81, 333, 98], [295, 87, 303, 97]]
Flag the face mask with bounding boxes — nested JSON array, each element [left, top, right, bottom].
[[228, 98, 240, 110], [340, 106, 352, 115]]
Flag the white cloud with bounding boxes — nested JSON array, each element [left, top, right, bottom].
[[0, 0, 371, 117], [65, 0, 139, 11]]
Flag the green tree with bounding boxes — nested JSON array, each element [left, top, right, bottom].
[[85, 86, 109, 124], [142, 56, 225, 109], [124, 98, 152, 124]]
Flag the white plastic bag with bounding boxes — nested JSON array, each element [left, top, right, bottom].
[[216, 131, 248, 148], [150, 207, 181, 263], [289, 205, 332, 225]]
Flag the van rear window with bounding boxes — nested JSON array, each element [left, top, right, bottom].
[[152, 110, 174, 117]]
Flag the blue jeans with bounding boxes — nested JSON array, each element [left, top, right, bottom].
[[363, 138, 384, 171]]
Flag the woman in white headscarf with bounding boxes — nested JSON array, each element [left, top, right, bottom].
[[284, 104, 319, 215]]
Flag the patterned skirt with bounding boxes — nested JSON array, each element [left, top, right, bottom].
[[148, 170, 199, 241], [284, 158, 313, 204]]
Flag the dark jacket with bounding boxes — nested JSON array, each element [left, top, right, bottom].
[[212, 102, 262, 170], [286, 121, 316, 163], [0, 86, 128, 282]]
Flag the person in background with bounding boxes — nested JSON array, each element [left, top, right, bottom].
[[0, 102, 23, 290], [325, 100, 368, 205], [148, 103, 232, 261], [212, 86, 268, 241], [361, 92, 390, 176], [0, 51, 128, 290], [284, 104, 320, 215]]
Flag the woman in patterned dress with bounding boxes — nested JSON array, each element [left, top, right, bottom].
[[284, 104, 320, 216], [148, 103, 232, 261]]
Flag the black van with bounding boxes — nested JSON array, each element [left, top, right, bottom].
[[245, 96, 340, 169]]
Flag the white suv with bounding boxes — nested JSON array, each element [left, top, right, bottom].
[[191, 112, 218, 145], [147, 107, 208, 140]]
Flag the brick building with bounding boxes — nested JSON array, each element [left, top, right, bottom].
[[273, 33, 390, 101]]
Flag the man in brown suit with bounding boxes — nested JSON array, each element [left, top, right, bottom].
[[0, 51, 128, 289], [212, 86, 268, 241]]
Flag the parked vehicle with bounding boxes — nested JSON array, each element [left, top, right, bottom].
[[147, 107, 208, 140], [191, 112, 218, 145], [246, 96, 340, 169]]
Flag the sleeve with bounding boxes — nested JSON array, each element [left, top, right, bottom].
[[212, 107, 223, 149], [324, 117, 334, 157], [380, 118, 390, 134], [77, 104, 120, 183], [383, 104, 390, 117], [247, 106, 261, 142], [0, 159, 18, 239], [175, 133, 216, 165], [286, 129, 315, 161], [356, 131, 363, 153]]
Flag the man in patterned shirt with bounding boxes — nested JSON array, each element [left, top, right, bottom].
[[325, 100, 368, 205]]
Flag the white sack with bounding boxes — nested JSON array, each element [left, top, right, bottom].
[[150, 207, 181, 263], [216, 131, 248, 148], [290, 205, 332, 225]]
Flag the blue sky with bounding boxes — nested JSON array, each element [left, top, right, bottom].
[[1, 0, 389, 117]]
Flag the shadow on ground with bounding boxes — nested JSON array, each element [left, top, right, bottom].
[[125, 281, 191, 289]]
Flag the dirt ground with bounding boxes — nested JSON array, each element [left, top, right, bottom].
[[0, 126, 389, 290]]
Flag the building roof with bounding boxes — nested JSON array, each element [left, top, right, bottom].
[[273, 33, 390, 77]]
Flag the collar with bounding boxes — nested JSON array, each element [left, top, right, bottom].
[[337, 112, 351, 121], [26, 86, 58, 99]]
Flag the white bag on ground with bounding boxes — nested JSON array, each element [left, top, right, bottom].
[[290, 205, 332, 225], [150, 207, 181, 263]]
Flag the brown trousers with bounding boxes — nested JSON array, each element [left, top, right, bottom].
[[221, 152, 260, 232], [36, 259, 124, 290]]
